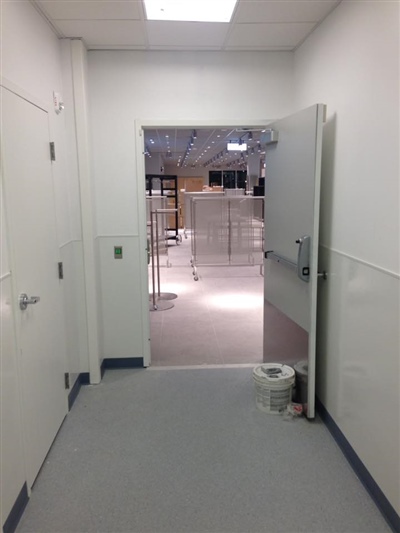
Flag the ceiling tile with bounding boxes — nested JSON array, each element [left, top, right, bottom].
[[33, 0, 341, 51], [146, 21, 229, 48], [234, 0, 340, 24], [54, 20, 147, 46], [226, 22, 315, 49], [38, 0, 142, 20]]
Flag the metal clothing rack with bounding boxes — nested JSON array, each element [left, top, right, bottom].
[[146, 196, 171, 268], [190, 196, 264, 280], [146, 174, 182, 244], [183, 191, 225, 239], [149, 208, 178, 312]]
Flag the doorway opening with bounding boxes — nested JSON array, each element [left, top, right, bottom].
[[137, 105, 324, 418], [141, 124, 267, 367]]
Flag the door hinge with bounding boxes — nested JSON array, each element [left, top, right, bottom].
[[50, 142, 56, 161], [58, 262, 64, 279], [64, 372, 70, 389]]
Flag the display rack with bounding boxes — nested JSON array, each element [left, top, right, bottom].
[[146, 174, 182, 243], [183, 191, 224, 238], [190, 196, 264, 280]]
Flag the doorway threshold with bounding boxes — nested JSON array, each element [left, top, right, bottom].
[[147, 363, 257, 371]]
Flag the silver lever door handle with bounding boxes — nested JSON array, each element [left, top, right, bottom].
[[19, 293, 41, 310]]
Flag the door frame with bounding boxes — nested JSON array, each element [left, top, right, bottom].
[[134, 119, 273, 367]]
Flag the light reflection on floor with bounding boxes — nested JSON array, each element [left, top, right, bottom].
[[149, 233, 264, 366]]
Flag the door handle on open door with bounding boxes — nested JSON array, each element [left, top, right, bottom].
[[264, 235, 313, 283], [19, 293, 41, 310], [296, 236, 311, 282]]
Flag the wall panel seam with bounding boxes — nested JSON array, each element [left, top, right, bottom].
[[319, 244, 399, 280]]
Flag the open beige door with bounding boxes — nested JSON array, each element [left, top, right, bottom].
[[263, 104, 326, 419]]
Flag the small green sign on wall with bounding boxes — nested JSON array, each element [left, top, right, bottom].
[[114, 246, 123, 259]]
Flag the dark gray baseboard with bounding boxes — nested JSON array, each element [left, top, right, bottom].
[[67, 372, 90, 411], [102, 357, 144, 369], [3, 482, 28, 533], [316, 397, 400, 533], [6, 361, 145, 532], [68, 360, 144, 410]]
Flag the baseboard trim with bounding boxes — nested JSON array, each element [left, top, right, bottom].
[[79, 372, 90, 385], [316, 397, 400, 533], [4, 361, 143, 532], [102, 357, 144, 369], [67, 372, 91, 410], [3, 482, 29, 533], [67, 376, 81, 411]]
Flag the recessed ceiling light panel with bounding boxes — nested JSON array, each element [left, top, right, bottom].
[[227, 142, 247, 151], [144, 0, 238, 23]]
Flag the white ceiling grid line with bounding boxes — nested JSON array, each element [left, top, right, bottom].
[[33, 0, 341, 51], [29, 0, 342, 168]]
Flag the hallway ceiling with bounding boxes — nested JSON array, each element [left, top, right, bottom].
[[34, 0, 340, 51], [144, 127, 266, 169]]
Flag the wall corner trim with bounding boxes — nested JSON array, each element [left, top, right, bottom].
[[316, 397, 400, 533], [70, 39, 101, 385]]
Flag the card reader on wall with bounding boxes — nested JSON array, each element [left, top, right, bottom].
[[114, 246, 123, 259]]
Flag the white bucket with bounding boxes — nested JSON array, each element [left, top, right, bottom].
[[253, 363, 295, 414]]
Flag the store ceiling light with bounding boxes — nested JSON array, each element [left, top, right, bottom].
[[227, 141, 247, 151], [144, 0, 238, 23]]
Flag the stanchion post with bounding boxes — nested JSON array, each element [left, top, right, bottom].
[[155, 209, 161, 297], [150, 210, 157, 310]]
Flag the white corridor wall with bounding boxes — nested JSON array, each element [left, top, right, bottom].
[[1, 2, 89, 383], [87, 50, 294, 361], [1, 2, 89, 524], [294, 1, 400, 514]]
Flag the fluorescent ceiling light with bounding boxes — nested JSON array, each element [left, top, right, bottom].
[[144, 0, 238, 23], [227, 142, 247, 151]]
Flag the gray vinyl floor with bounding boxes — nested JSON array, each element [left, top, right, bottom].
[[16, 233, 391, 532], [149, 233, 264, 366], [17, 367, 390, 533]]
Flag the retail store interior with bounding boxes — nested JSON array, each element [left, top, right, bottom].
[[145, 127, 267, 367]]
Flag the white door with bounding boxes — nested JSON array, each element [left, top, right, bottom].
[[263, 104, 325, 419], [1, 87, 68, 485]]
